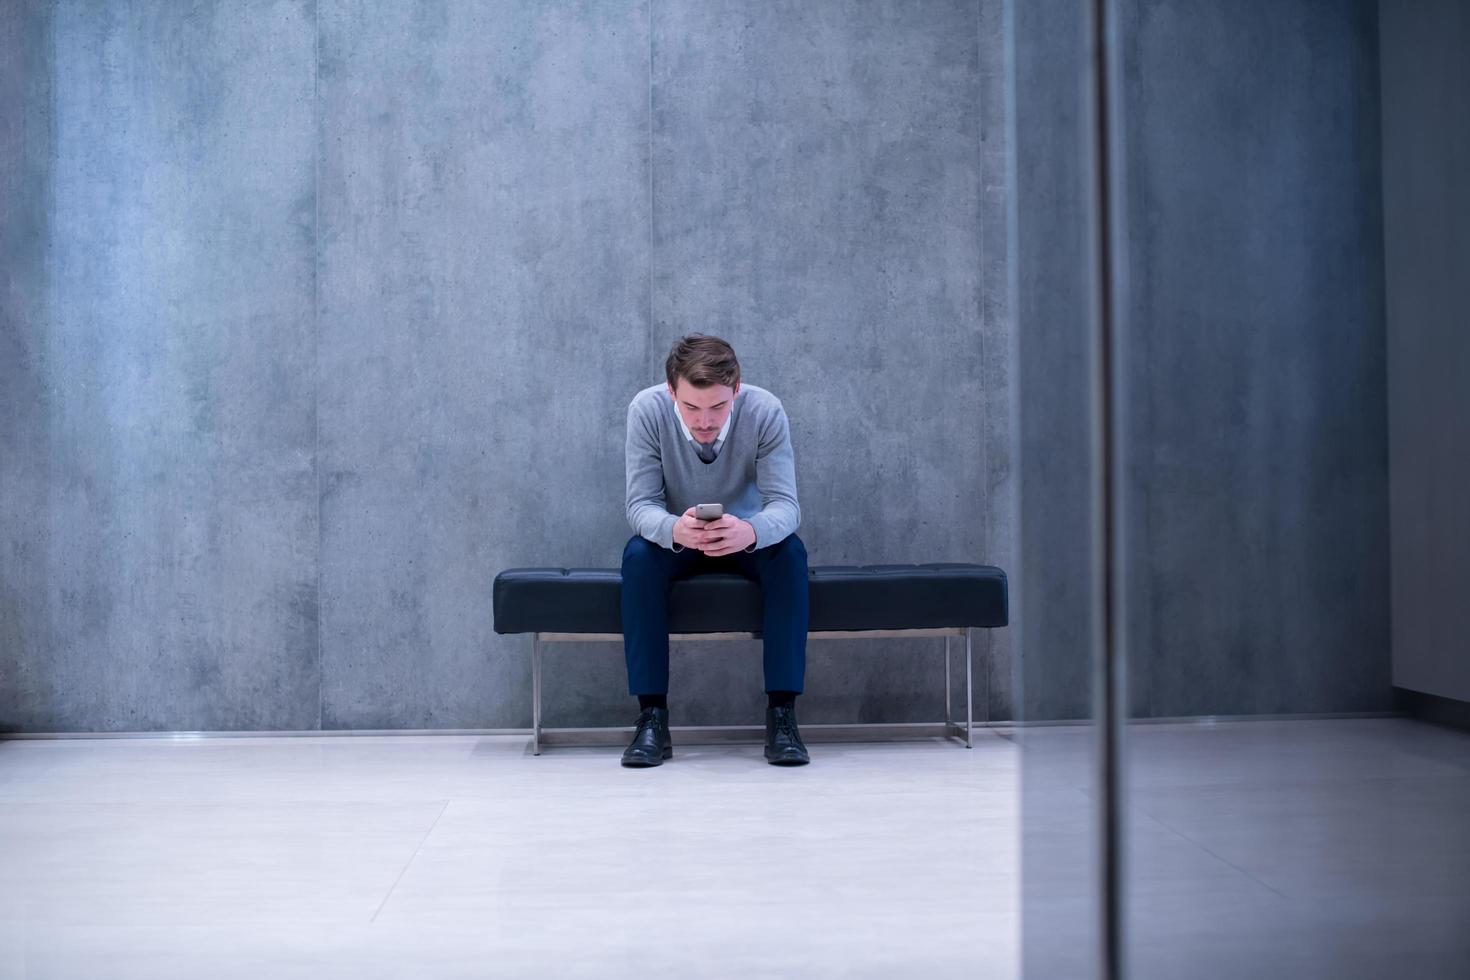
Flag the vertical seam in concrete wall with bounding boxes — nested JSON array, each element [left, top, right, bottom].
[[313, 0, 323, 732], [1380, 0, 1398, 697], [975, 0, 993, 720], [646, 0, 656, 363], [1125, 10, 1155, 721], [1371, 0, 1394, 698]]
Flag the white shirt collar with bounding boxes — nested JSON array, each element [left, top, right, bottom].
[[671, 388, 735, 447]]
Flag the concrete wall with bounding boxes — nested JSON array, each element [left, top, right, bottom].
[[1114, 0, 1390, 718], [2, 0, 320, 732], [0, 0, 1010, 733], [1014, 0, 1391, 723], [1, 0, 1393, 733], [1016, 2, 1389, 974], [1381, 0, 1470, 705], [1011, 0, 1096, 726], [1, 4, 56, 725], [314, 0, 654, 730]]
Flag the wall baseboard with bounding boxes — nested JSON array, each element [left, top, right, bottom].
[[1394, 688, 1470, 733], [0, 728, 529, 741], [0, 713, 1410, 740]]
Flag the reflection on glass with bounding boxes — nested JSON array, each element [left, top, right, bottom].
[[1009, 1, 1470, 978]]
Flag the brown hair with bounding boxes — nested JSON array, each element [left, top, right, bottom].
[[664, 334, 741, 390]]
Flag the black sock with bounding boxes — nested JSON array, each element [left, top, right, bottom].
[[638, 694, 668, 711], [767, 690, 798, 710]]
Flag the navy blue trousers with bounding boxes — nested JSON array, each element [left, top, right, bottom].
[[621, 532, 809, 696]]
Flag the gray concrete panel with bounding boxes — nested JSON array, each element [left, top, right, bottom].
[[1119, 0, 1390, 717], [315, 0, 652, 728], [1381, 0, 1470, 704], [979, 0, 1018, 725], [1012, 0, 1096, 725], [2, 0, 318, 732], [1012, 0, 1389, 726], [0, 1, 57, 732]]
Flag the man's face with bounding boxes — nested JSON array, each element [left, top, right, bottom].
[[668, 378, 739, 444]]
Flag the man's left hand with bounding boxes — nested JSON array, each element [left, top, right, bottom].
[[700, 515, 757, 556]]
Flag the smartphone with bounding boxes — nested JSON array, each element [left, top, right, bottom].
[[694, 503, 724, 522]]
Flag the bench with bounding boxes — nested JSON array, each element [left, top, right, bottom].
[[492, 563, 1009, 754]]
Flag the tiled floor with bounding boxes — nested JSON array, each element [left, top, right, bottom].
[[0, 732, 1020, 980], [3, 718, 1467, 980], [1019, 718, 1470, 979]]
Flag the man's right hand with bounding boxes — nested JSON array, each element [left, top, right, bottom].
[[672, 507, 712, 551]]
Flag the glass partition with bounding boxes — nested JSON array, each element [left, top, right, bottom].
[[1005, 1, 1470, 977]]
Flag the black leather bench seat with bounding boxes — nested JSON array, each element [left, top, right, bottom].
[[492, 563, 1009, 635]]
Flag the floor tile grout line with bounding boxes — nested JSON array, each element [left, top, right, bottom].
[[370, 798, 451, 923], [1130, 803, 1291, 901]]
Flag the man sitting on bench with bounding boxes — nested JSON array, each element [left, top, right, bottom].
[[621, 334, 811, 768]]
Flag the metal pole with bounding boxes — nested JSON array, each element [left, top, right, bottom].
[[532, 633, 542, 756], [964, 628, 973, 748], [944, 635, 953, 726], [983, 631, 991, 724], [1086, 0, 1129, 973]]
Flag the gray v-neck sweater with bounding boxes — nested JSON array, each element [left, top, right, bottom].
[[624, 382, 801, 551]]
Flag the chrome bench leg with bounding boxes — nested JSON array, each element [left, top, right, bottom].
[[964, 627, 973, 749], [532, 633, 542, 756], [944, 635, 953, 726]]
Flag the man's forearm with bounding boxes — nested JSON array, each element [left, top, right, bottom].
[[747, 501, 799, 550], [626, 400, 679, 550], [748, 406, 801, 549], [629, 502, 678, 550]]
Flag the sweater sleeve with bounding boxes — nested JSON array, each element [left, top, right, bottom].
[[625, 398, 679, 550], [745, 400, 801, 549]]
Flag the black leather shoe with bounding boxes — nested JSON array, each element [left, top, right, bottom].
[[764, 704, 810, 766], [621, 706, 673, 768]]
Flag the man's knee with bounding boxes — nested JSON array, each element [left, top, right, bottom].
[[766, 534, 808, 570], [622, 535, 666, 575]]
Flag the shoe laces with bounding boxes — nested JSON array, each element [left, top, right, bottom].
[[773, 707, 801, 740]]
